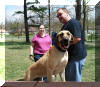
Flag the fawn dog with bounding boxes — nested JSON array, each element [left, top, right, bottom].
[[24, 30, 73, 82]]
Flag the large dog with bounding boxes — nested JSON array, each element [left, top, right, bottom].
[[24, 30, 73, 82]]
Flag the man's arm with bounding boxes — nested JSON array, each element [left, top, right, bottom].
[[70, 37, 81, 45]]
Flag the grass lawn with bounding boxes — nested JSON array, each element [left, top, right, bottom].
[[5, 36, 33, 81], [0, 37, 5, 81], [82, 42, 95, 82], [5, 35, 96, 82]]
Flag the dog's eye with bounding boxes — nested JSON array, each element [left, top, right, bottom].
[[60, 33, 63, 37], [67, 32, 70, 36]]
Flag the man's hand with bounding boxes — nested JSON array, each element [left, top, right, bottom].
[[70, 37, 81, 46]]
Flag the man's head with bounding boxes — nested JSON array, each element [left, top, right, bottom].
[[57, 8, 71, 24]]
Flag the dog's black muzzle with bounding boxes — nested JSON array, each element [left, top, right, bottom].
[[60, 38, 69, 49]]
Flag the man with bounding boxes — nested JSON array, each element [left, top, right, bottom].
[[57, 8, 87, 82]]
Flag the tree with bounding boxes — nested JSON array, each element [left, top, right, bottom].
[[75, 0, 81, 21], [48, 0, 51, 35], [14, 0, 30, 43], [14, 0, 47, 41], [27, 5, 47, 24], [24, 0, 30, 43], [82, 0, 94, 36], [14, 0, 40, 43], [82, 0, 87, 36]]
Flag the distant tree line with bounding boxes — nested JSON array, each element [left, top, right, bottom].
[[5, 0, 96, 43]]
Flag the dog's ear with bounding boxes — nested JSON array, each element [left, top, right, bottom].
[[52, 32, 58, 45], [70, 34, 74, 42], [55, 35, 58, 43], [54, 34, 60, 46]]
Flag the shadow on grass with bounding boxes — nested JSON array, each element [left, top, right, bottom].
[[5, 41, 30, 49], [0, 42, 5, 46], [5, 41, 30, 46], [86, 44, 95, 50], [8, 46, 27, 49]]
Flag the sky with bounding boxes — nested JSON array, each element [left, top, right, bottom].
[[0, 0, 100, 24], [5, 5, 23, 22]]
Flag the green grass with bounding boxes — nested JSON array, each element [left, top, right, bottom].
[[82, 42, 95, 82], [5, 35, 97, 82], [5, 38, 32, 81], [0, 38, 5, 80]]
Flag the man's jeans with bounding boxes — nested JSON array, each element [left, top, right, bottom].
[[65, 58, 86, 82]]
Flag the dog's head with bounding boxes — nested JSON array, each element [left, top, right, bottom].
[[55, 30, 73, 51]]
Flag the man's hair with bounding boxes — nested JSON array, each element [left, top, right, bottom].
[[57, 8, 69, 14]]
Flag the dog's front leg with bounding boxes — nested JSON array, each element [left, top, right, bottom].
[[47, 68, 53, 82], [59, 69, 65, 82]]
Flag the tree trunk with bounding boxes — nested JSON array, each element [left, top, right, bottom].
[[48, 0, 51, 35], [75, 0, 81, 21], [24, 0, 30, 43], [83, 0, 86, 39]]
